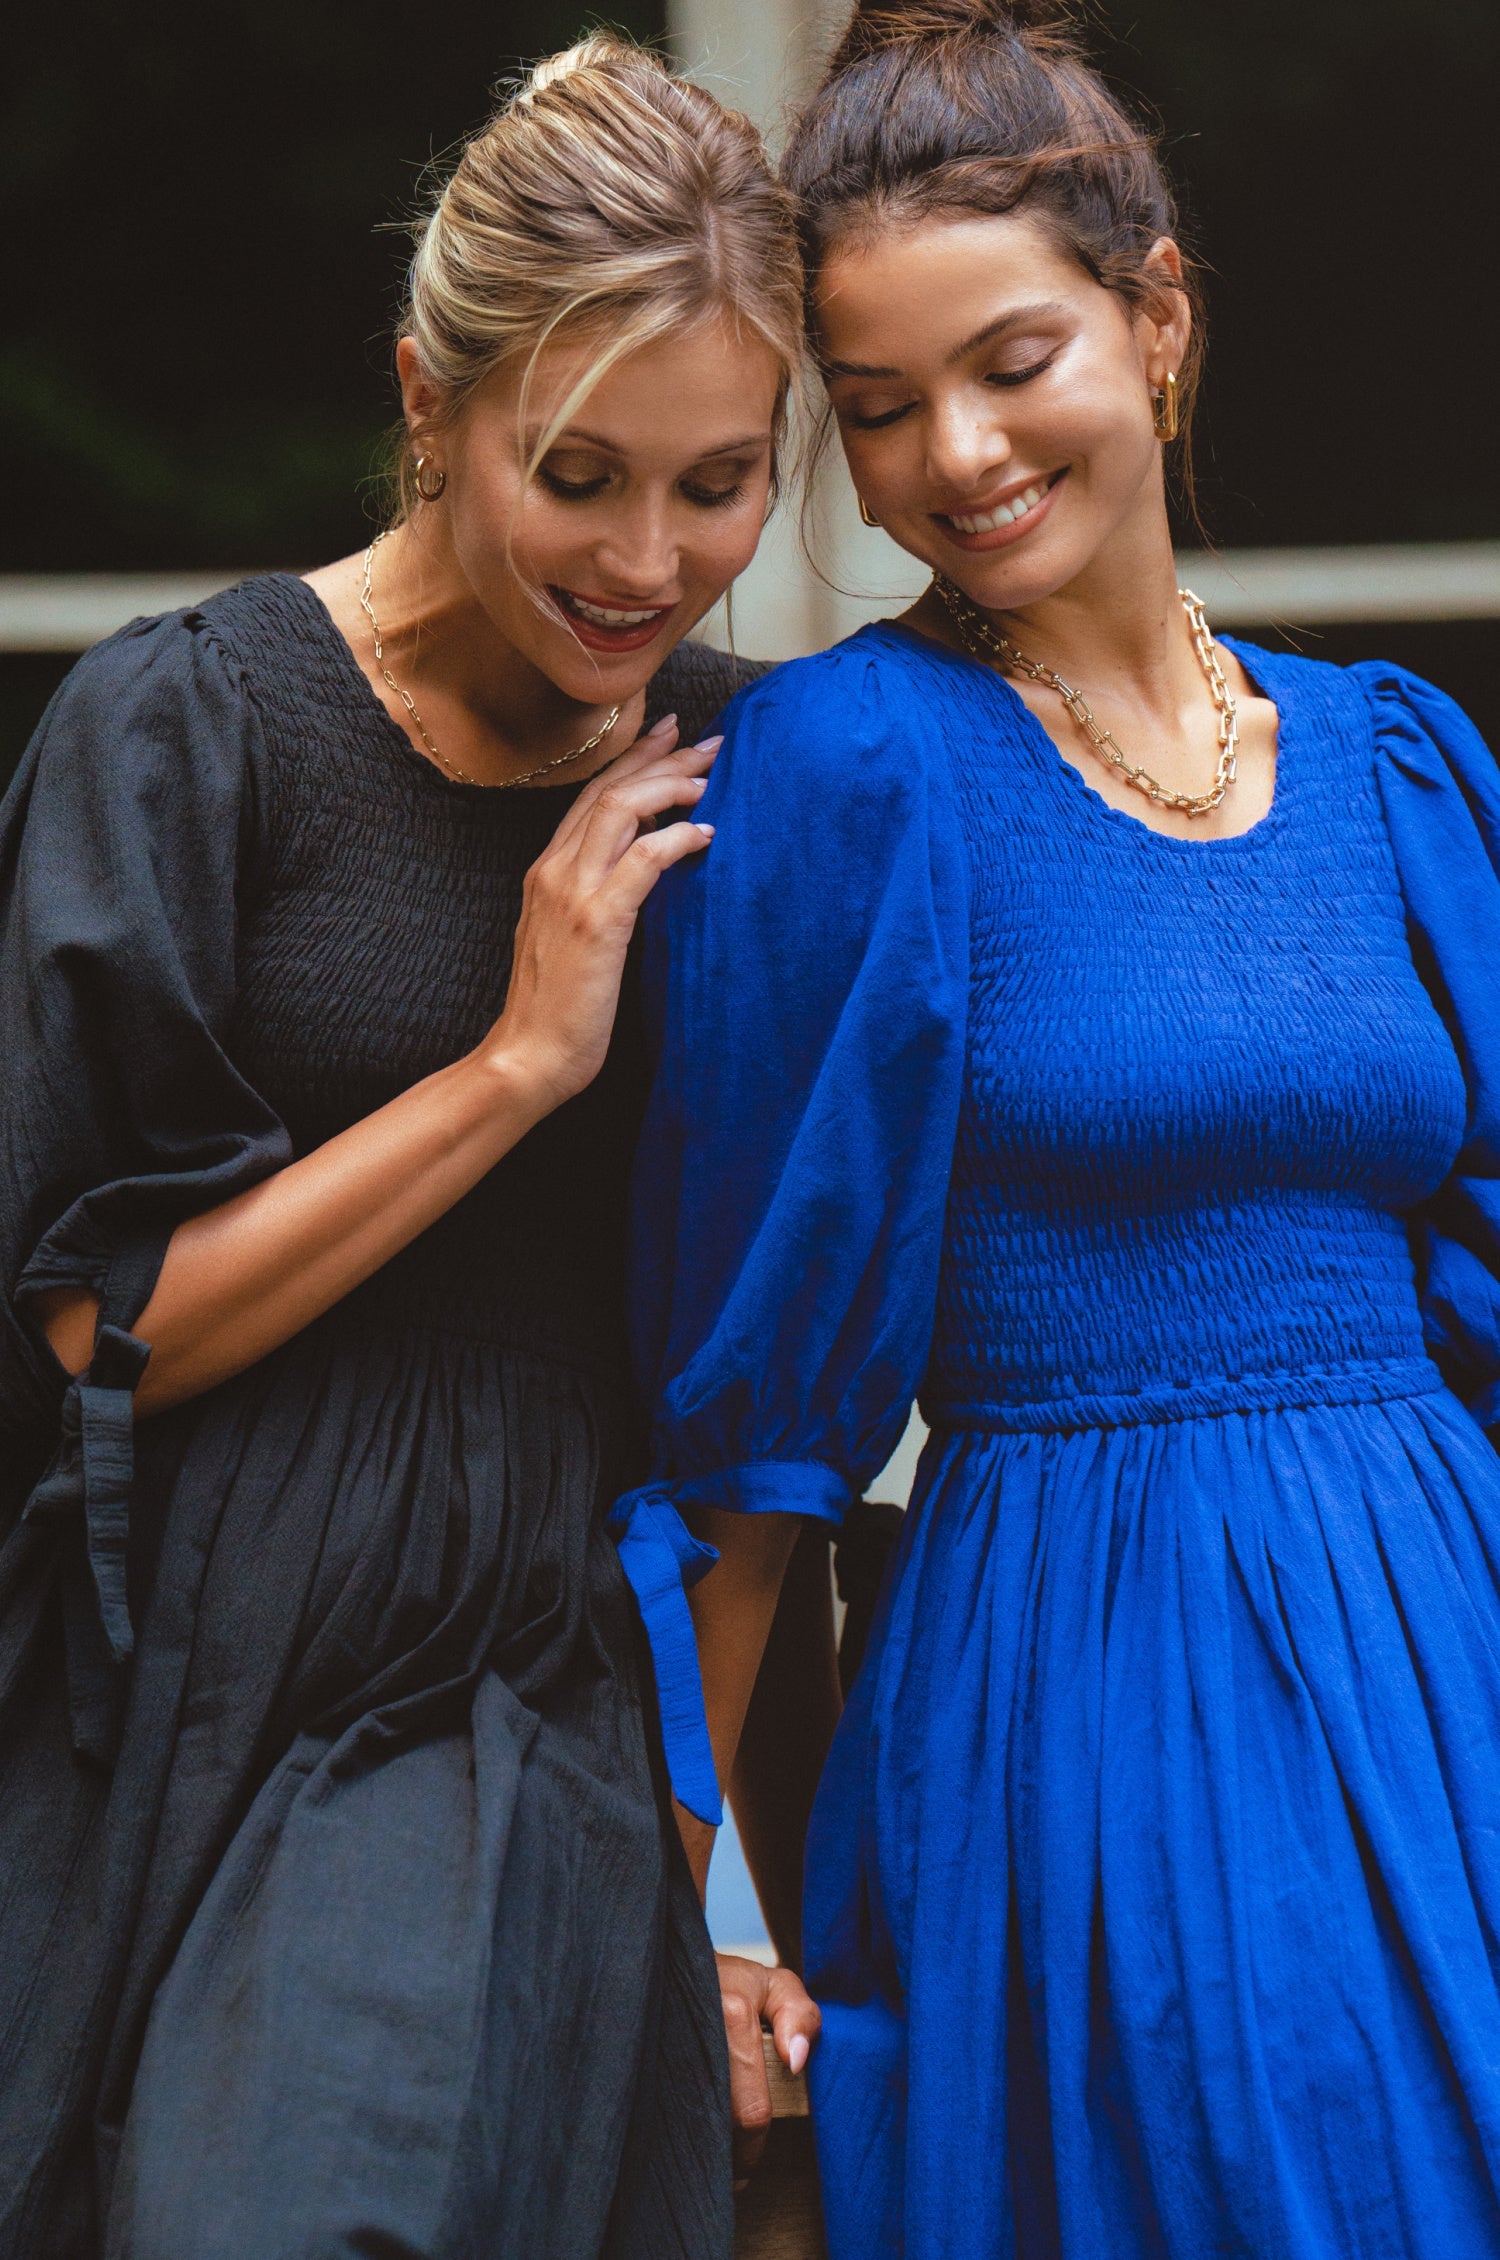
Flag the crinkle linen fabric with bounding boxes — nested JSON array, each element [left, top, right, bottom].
[[627, 622, 1500, 2258], [0, 573, 757, 2260]]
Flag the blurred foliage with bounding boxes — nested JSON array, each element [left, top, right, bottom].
[[1, 0, 1496, 568], [2, 2, 663, 571], [1087, 0, 1500, 545]]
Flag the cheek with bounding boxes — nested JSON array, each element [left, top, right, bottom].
[[1056, 368, 1156, 489], [682, 500, 770, 593]]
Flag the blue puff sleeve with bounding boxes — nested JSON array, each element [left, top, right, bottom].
[[0, 613, 290, 1756], [1364, 662, 1500, 1434], [612, 638, 969, 1821]]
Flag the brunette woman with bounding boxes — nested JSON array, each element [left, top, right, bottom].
[[0, 37, 816, 2259], [625, 4, 1500, 2254]]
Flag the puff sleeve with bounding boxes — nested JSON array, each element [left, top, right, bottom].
[[0, 613, 290, 1752], [611, 641, 969, 1820], [1364, 662, 1500, 1436]]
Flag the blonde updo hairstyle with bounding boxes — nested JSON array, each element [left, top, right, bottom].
[[394, 36, 803, 527]]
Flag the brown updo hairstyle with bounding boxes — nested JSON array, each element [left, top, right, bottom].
[[393, 36, 803, 522], [783, 0, 1204, 504]]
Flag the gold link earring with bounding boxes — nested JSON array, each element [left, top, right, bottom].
[[857, 494, 880, 527], [1152, 372, 1180, 443]]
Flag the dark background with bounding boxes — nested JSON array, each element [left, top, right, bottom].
[[4, 0, 1497, 775]]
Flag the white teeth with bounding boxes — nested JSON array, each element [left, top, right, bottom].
[[568, 594, 666, 627], [949, 479, 1051, 535]]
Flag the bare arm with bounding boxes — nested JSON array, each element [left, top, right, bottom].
[[730, 1522, 842, 1971], [671, 1505, 824, 2183], [674, 1505, 804, 1898], [38, 720, 716, 1412]]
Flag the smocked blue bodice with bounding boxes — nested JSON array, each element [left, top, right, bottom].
[[925, 641, 1468, 1431]]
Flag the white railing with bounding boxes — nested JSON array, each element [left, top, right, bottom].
[[3, 544, 1498, 657]]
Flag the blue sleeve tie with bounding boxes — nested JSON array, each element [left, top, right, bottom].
[[606, 1485, 723, 1827]]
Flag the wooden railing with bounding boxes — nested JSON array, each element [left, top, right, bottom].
[[735, 2036, 825, 2260]]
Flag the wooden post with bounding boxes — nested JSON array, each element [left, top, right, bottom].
[[663, 0, 924, 666], [733, 2035, 827, 2260]]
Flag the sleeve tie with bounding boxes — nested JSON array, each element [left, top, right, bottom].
[[20, 1321, 151, 1763], [607, 1484, 722, 1827]]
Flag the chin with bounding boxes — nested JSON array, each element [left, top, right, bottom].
[[949, 535, 1094, 615]]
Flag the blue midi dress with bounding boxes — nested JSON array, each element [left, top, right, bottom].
[[621, 623, 1500, 2258]]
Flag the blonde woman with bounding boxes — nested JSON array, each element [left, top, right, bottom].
[[0, 38, 814, 2259]]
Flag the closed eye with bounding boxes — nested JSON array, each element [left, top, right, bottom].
[[986, 351, 1059, 389], [537, 465, 611, 502], [845, 400, 917, 432], [681, 479, 747, 509]]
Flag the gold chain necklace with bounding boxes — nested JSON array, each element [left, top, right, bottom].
[[359, 534, 620, 789], [934, 574, 1239, 817]]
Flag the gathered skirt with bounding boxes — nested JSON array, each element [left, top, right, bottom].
[[806, 1383, 1500, 2259], [0, 1312, 729, 2259]]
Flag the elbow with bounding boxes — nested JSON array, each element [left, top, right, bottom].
[[685, 1504, 803, 1595], [34, 1285, 101, 1378]]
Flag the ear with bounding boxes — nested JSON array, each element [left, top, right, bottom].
[[1139, 236, 1192, 384], [396, 336, 444, 436]]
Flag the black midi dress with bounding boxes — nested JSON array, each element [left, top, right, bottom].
[[0, 572, 758, 2260]]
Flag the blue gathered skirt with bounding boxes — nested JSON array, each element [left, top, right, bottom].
[[807, 1383, 1500, 2259]]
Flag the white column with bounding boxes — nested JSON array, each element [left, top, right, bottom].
[[666, 0, 923, 663]]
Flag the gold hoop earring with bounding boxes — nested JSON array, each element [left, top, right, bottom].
[[414, 453, 448, 502], [1152, 372, 1180, 444], [857, 493, 880, 528]]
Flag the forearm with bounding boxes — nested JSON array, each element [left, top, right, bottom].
[[40, 1040, 555, 1413], [674, 1506, 804, 1898], [730, 1523, 842, 1970]]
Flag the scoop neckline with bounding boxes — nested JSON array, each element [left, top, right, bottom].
[[864, 616, 1291, 858], [281, 570, 614, 806]]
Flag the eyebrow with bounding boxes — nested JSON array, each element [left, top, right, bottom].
[[545, 426, 770, 457], [821, 300, 1067, 382]]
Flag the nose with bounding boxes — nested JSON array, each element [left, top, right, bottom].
[[592, 492, 681, 600], [924, 395, 1013, 501]]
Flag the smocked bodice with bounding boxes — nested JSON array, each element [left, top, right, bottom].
[[923, 641, 1469, 1431]]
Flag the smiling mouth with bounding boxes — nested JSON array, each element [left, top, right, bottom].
[[941, 469, 1065, 535], [554, 588, 674, 631]]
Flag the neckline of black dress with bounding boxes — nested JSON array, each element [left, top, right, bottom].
[[269, 570, 610, 807]]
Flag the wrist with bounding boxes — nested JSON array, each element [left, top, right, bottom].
[[464, 1031, 575, 1127]]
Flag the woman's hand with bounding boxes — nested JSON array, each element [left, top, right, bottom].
[[485, 714, 718, 1107], [717, 1952, 821, 2188]]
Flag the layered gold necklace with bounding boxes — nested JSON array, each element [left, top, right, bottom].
[[933, 574, 1239, 818], [359, 534, 621, 789]]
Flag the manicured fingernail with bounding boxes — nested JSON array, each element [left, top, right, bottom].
[[695, 822, 715, 837], [650, 711, 678, 732], [789, 2035, 809, 2075], [696, 735, 724, 751]]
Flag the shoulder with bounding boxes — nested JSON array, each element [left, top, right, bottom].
[[1218, 635, 1352, 718], [645, 640, 772, 747], [705, 627, 945, 817], [1343, 655, 1494, 770], [3, 602, 269, 850]]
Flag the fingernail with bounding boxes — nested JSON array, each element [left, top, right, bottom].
[[789, 2035, 809, 2075], [651, 711, 678, 732], [694, 822, 715, 837], [696, 735, 724, 751]]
